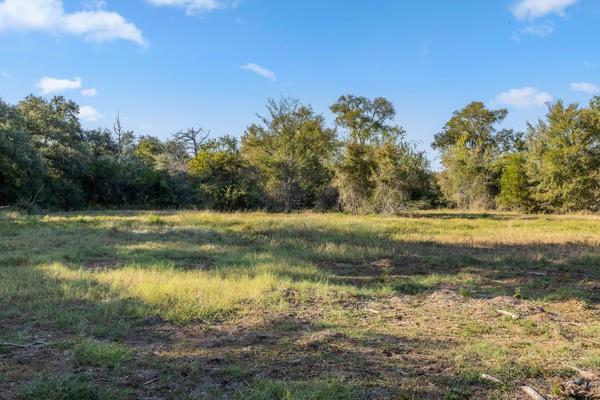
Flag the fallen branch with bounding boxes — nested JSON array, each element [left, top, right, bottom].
[[480, 373, 502, 384], [520, 386, 545, 400], [564, 364, 598, 380], [496, 309, 520, 319], [582, 337, 600, 346], [365, 308, 380, 314], [0, 342, 27, 348], [142, 377, 159, 386], [527, 271, 547, 276]]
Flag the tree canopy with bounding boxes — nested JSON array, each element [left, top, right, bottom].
[[1, 93, 599, 214]]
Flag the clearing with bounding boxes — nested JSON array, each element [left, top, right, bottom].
[[1, 210, 600, 399]]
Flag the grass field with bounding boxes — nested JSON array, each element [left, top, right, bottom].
[[1, 210, 600, 399]]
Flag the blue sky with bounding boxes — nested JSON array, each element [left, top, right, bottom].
[[1, 0, 599, 166]]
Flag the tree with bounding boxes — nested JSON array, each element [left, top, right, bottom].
[[371, 138, 436, 213], [525, 99, 600, 212], [330, 95, 402, 144], [330, 95, 434, 213], [17, 96, 88, 209], [433, 102, 513, 209], [188, 136, 260, 210], [134, 136, 164, 166], [173, 127, 209, 157], [497, 152, 530, 211], [0, 99, 43, 205], [241, 97, 337, 211], [112, 114, 135, 161]]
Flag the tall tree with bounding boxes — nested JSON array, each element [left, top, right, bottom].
[[17, 96, 88, 208], [241, 97, 337, 211], [112, 114, 135, 161], [173, 127, 209, 157], [525, 99, 600, 212], [433, 102, 513, 209], [0, 99, 43, 205], [330, 95, 434, 213]]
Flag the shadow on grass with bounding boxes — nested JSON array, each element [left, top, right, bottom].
[[3, 211, 600, 304], [2, 211, 598, 398]]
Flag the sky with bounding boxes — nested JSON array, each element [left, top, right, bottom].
[[0, 0, 599, 167]]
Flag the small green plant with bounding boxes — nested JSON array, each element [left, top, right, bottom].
[[73, 339, 134, 369], [513, 287, 523, 300], [378, 260, 394, 284], [147, 214, 162, 225], [458, 287, 473, 298]]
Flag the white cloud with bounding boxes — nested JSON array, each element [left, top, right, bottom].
[[241, 63, 276, 80], [511, 0, 578, 20], [570, 82, 600, 94], [79, 105, 103, 122], [36, 76, 82, 94], [146, 0, 235, 15], [521, 22, 554, 36], [81, 88, 98, 97], [0, 0, 145, 45], [0, 70, 9, 78], [493, 87, 553, 108]]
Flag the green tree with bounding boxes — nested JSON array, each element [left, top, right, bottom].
[[134, 136, 164, 166], [241, 97, 337, 211], [189, 136, 260, 210], [433, 102, 514, 209], [331, 95, 434, 213], [0, 99, 43, 205], [17, 96, 88, 209], [525, 99, 600, 212], [498, 152, 530, 211], [372, 138, 436, 213]]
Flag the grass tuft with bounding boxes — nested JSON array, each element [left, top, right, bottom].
[[73, 338, 134, 369]]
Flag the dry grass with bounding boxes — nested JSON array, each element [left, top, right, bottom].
[[1, 210, 600, 399]]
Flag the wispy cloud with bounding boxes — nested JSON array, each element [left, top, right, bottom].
[[522, 21, 554, 36], [512, 21, 554, 40], [511, 0, 578, 20], [36, 76, 82, 94], [79, 105, 103, 122], [570, 82, 600, 94], [492, 87, 553, 108], [241, 63, 276, 81], [146, 0, 237, 15], [0, 0, 145, 45], [0, 70, 9, 78], [81, 88, 98, 97]]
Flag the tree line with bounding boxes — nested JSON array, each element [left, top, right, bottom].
[[1, 94, 599, 213]]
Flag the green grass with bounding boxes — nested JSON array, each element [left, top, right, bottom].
[[236, 379, 357, 400], [73, 339, 134, 369], [2, 209, 600, 399], [19, 375, 127, 400]]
